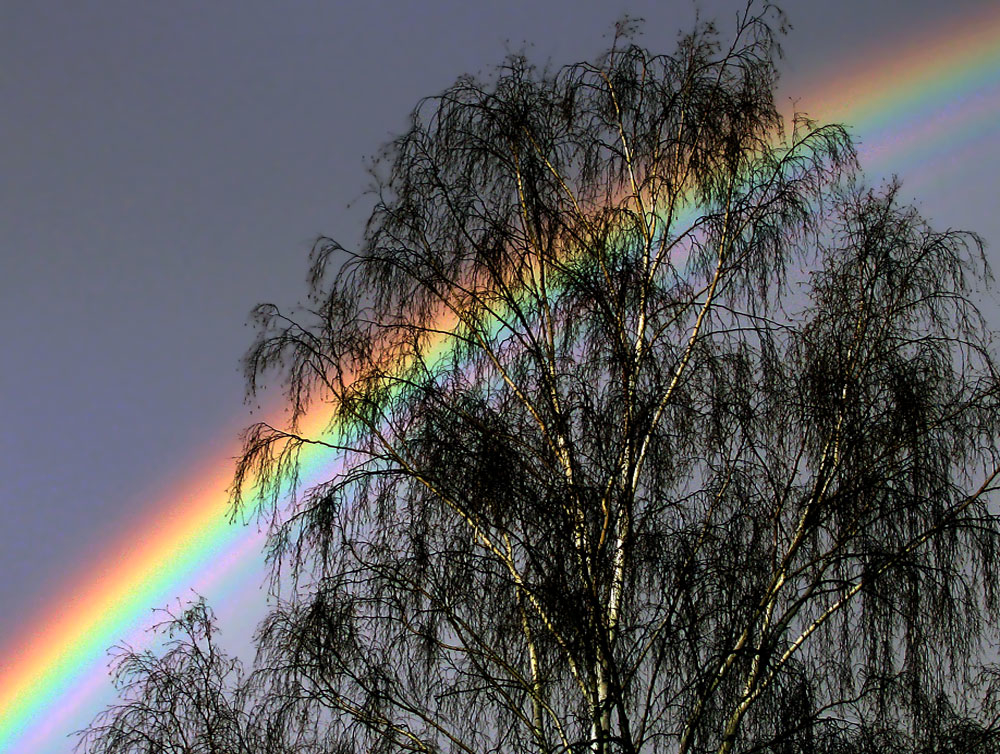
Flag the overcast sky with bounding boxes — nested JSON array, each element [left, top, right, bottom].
[[2, 0, 998, 703]]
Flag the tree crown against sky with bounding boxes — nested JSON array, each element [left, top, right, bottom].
[[81, 4, 1000, 753]]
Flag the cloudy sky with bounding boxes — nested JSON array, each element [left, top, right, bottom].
[[2, 0, 998, 749]]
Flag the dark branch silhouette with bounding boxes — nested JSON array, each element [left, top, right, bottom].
[[80, 4, 1000, 753]]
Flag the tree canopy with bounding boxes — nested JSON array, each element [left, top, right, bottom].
[[80, 4, 1000, 753]]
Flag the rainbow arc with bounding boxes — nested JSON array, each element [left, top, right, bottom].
[[1, 9, 998, 751]]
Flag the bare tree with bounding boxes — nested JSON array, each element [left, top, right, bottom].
[[75, 599, 290, 754], [82, 4, 1000, 753]]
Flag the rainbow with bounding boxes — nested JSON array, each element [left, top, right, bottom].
[[789, 4, 1000, 186], [0, 405, 346, 753], [2, 7, 999, 752]]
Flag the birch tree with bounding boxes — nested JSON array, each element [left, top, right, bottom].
[[82, 4, 1000, 753]]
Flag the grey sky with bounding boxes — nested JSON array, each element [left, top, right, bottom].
[[2, 0, 998, 732]]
